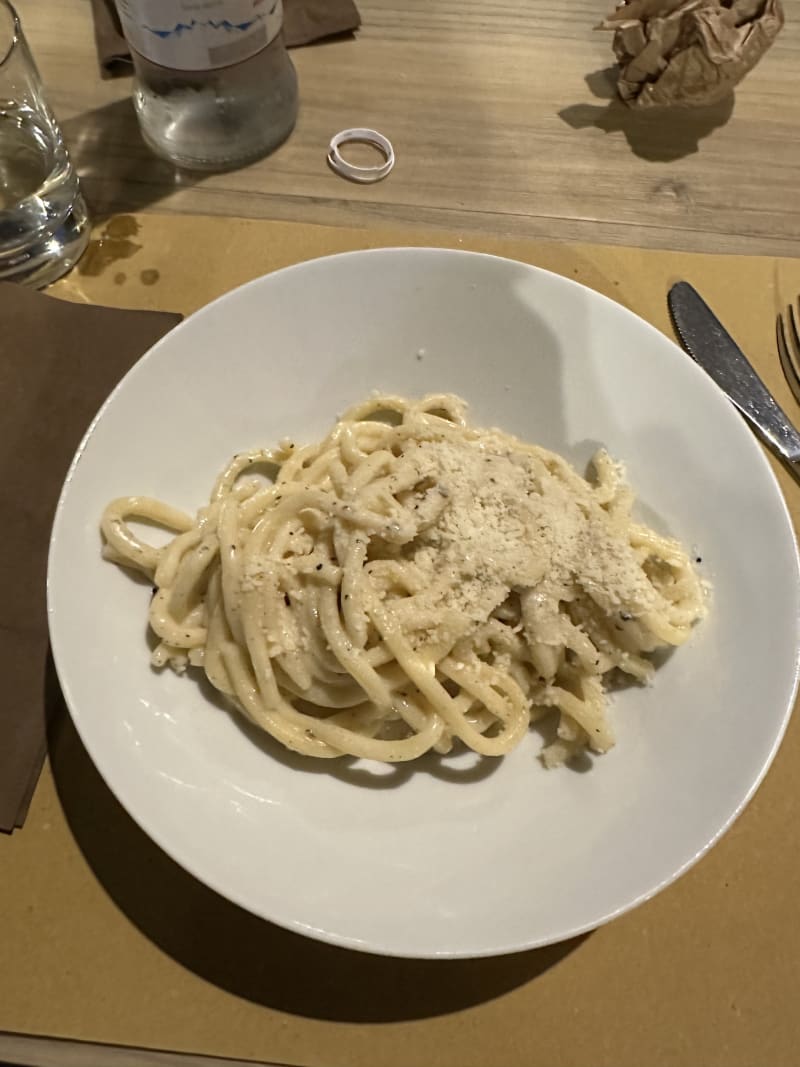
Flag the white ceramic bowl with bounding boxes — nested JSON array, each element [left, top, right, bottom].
[[48, 249, 800, 958]]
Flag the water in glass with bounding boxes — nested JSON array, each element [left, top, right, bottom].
[[0, 1, 89, 287]]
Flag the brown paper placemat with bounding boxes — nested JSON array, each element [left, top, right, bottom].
[[0, 283, 180, 833], [92, 0, 361, 75], [3, 215, 800, 1067]]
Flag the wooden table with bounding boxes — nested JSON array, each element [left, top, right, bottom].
[[5, 4, 800, 1066], [19, 0, 800, 258]]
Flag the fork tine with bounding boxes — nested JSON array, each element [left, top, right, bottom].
[[790, 301, 800, 357], [777, 301, 800, 406]]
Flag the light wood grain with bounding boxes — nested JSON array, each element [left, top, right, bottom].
[[16, 0, 800, 257]]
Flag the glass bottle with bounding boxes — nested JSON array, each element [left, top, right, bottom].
[[114, 0, 298, 172]]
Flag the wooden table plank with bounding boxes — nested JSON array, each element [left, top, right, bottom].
[[17, 0, 800, 257]]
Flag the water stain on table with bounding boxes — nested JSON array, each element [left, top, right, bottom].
[[140, 268, 160, 286], [78, 215, 142, 277]]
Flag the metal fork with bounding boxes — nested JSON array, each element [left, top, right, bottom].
[[776, 298, 800, 405]]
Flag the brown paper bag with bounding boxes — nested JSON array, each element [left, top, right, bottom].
[[598, 0, 784, 107]]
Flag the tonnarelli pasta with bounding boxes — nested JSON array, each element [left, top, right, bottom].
[[101, 394, 708, 766]]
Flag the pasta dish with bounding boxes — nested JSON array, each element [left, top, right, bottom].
[[101, 394, 708, 766]]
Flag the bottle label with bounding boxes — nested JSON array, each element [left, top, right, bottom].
[[115, 0, 283, 71]]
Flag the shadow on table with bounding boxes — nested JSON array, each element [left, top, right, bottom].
[[61, 98, 202, 221], [559, 67, 735, 162], [45, 655, 588, 1023]]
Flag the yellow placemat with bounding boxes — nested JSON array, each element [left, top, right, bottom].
[[3, 216, 800, 1067]]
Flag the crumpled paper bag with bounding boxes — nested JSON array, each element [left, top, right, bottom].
[[597, 0, 784, 107]]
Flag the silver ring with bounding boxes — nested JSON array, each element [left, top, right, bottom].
[[327, 128, 395, 184]]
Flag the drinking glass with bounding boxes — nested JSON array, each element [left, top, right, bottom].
[[0, 0, 89, 287]]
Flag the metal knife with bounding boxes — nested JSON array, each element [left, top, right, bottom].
[[668, 280, 800, 472]]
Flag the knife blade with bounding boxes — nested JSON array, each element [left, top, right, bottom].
[[668, 280, 800, 469]]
